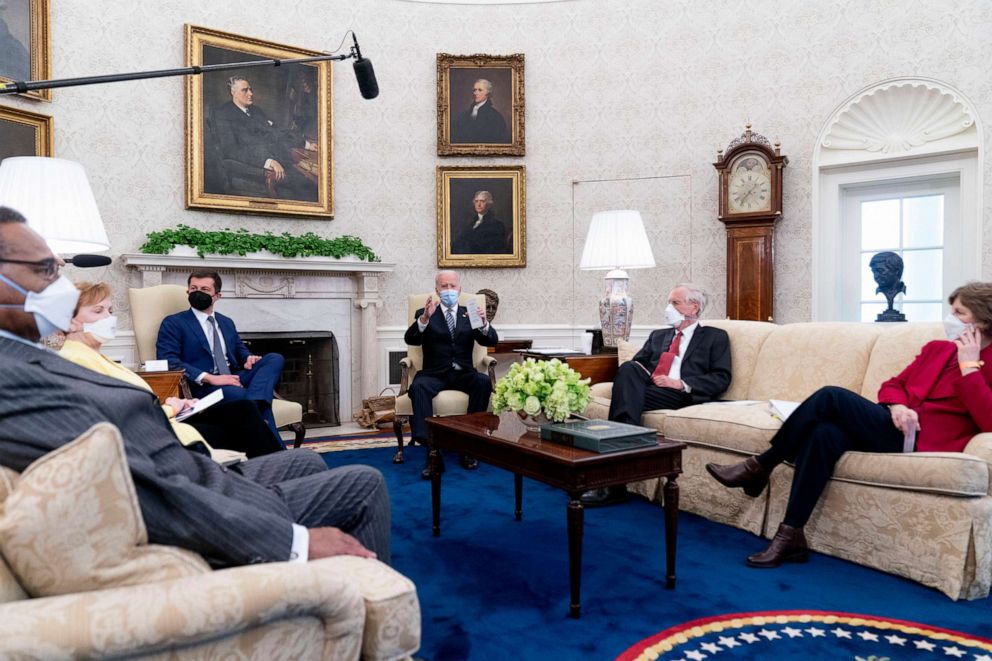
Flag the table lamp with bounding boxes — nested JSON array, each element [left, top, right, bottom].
[[0, 157, 110, 254], [579, 210, 655, 347]]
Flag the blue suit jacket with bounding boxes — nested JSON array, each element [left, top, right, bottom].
[[157, 309, 251, 381]]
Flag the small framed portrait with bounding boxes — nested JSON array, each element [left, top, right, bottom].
[[0, 0, 51, 102], [185, 24, 333, 218], [437, 165, 525, 268], [437, 53, 524, 157], [0, 104, 52, 159]]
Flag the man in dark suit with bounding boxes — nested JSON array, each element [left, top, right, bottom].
[[156, 270, 284, 439], [211, 76, 317, 201], [453, 190, 508, 255], [451, 78, 511, 144], [0, 208, 389, 566], [583, 284, 732, 506], [404, 270, 499, 478]]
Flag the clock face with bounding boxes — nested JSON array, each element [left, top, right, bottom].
[[727, 153, 772, 214]]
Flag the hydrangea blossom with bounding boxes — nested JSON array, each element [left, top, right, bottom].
[[491, 358, 592, 422]]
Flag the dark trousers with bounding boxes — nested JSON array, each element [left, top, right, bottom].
[[186, 399, 286, 458], [190, 352, 285, 437], [608, 361, 693, 424], [761, 386, 903, 527], [408, 368, 492, 441]]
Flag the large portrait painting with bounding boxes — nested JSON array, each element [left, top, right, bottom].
[[185, 25, 333, 218], [437, 166, 525, 268], [0, 104, 52, 159], [0, 0, 51, 102], [437, 53, 524, 157]]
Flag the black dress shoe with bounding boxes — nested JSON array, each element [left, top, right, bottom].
[[747, 523, 809, 568], [421, 452, 445, 480], [705, 457, 770, 497], [579, 485, 629, 508], [459, 454, 478, 470]]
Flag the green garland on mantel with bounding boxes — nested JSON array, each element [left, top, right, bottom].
[[139, 225, 380, 262]]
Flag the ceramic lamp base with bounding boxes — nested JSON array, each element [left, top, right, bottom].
[[597, 272, 632, 347]]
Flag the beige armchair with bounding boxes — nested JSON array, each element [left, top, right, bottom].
[[128, 284, 306, 448], [392, 293, 497, 463]]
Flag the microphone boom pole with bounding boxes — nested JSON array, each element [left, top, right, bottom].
[[0, 53, 354, 96]]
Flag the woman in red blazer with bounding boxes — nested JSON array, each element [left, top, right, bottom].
[[707, 281, 992, 568]]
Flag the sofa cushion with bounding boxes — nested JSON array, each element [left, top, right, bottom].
[[662, 402, 781, 454], [617, 339, 639, 364], [860, 322, 945, 401], [695, 320, 777, 402], [0, 468, 28, 604], [746, 322, 882, 401], [831, 451, 988, 497], [0, 422, 210, 597]]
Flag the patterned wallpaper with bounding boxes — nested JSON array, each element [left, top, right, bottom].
[[2, 0, 990, 329]]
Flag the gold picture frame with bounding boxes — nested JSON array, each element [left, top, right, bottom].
[[437, 165, 525, 268], [0, 0, 52, 102], [0, 104, 53, 158], [437, 53, 524, 157], [185, 24, 333, 218]]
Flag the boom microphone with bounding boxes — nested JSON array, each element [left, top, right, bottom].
[[65, 254, 112, 267], [351, 33, 379, 100]]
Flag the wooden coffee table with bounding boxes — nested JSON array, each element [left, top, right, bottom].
[[425, 412, 685, 618]]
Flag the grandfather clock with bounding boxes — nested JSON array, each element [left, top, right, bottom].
[[713, 124, 787, 321]]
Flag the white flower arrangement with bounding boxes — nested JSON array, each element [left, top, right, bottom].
[[491, 358, 592, 422]]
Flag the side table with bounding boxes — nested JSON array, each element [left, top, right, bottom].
[[134, 370, 189, 403], [520, 352, 619, 385]]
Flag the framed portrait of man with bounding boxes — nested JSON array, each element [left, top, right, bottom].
[[437, 166, 525, 268], [0, 0, 51, 102], [437, 53, 524, 157], [185, 25, 333, 218], [0, 104, 52, 159]]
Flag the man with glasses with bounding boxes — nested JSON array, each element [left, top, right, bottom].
[[156, 270, 285, 439]]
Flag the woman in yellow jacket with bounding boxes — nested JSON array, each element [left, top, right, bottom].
[[60, 281, 285, 458]]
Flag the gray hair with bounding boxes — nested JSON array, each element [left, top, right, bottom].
[[435, 270, 460, 289], [674, 283, 708, 315], [474, 79, 493, 96], [0, 206, 28, 259], [473, 191, 494, 205], [227, 76, 249, 93]]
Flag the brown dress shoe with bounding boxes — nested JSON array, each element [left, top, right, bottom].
[[747, 523, 809, 568], [705, 457, 769, 497]]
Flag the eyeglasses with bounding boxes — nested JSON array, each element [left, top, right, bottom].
[[0, 258, 60, 278]]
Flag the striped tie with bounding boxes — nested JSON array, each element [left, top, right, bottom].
[[445, 307, 456, 336]]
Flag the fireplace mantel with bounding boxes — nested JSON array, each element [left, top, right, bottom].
[[121, 252, 395, 415]]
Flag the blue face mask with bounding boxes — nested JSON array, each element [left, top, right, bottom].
[[439, 290, 459, 308], [0, 272, 80, 339]]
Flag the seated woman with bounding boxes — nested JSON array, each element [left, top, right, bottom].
[[60, 281, 285, 459], [707, 281, 992, 568]]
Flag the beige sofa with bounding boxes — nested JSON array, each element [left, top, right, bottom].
[[584, 320, 992, 600], [0, 423, 421, 659]]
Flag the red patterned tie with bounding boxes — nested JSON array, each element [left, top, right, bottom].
[[652, 331, 683, 380]]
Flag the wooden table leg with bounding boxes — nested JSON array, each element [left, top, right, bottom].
[[430, 446, 442, 537], [663, 475, 679, 589], [567, 496, 584, 618], [514, 473, 523, 521]]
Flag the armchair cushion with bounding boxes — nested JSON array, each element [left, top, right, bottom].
[[0, 423, 209, 597]]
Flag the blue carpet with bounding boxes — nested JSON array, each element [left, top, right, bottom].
[[324, 447, 992, 660]]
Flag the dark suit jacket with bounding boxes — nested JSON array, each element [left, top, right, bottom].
[[404, 305, 499, 375], [453, 212, 507, 254], [631, 325, 732, 404], [213, 101, 300, 170], [452, 99, 510, 144], [878, 340, 992, 453], [0, 337, 294, 566], [157, 309, 251, 382]]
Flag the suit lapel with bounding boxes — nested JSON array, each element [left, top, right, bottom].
[[216, 312, 240, 368], [182, 309, 212, 355], [681, 326, 703, 365]]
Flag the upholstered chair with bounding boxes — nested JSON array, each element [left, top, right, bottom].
[[392, 292, 497, 463], [127, 284, 306, 448]]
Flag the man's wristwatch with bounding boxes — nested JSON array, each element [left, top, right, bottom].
[[959, 360, 985, 371]]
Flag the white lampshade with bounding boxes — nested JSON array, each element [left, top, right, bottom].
[[578, 210, 655, 273], [0, 157, 110, 254]]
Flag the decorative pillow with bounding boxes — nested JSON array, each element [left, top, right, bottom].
[[617, 339, 638, 365], [0, 422, 210, 597]]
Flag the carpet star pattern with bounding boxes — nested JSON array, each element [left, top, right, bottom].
[[618, 611, 992, 661]]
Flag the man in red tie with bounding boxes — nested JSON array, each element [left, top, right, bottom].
[[582, 284, 732, 506]]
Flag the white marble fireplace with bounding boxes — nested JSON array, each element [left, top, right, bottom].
[[122, 252, 394, 417]]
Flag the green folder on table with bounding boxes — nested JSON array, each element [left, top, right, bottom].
[[540, 419, 658, 453]]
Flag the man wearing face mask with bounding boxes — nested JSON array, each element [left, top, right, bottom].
[[404, 270, 499, 479], [156, 271, 285, 439], [582, 284, 732, 507], [0, 207, 391, 567], [707, 281, 992, 569]]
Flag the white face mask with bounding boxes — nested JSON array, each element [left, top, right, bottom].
[[0, 273, 80, 339], [83, 315, 117, 343], [943, 313, 973, 341], [664, 303, 686, 327]]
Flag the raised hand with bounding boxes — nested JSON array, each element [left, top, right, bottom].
[[420, 296, 438, 324]]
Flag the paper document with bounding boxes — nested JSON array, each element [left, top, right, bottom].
[[466, 298, 484, 329], [516, 347, 586, 355], [175, 388, 224, 421], [768, 399, 800, 422], [708, 400, 763, 406], [902, 426, 917, 453]]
